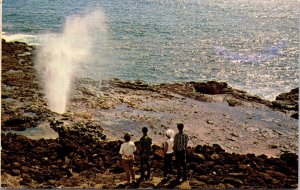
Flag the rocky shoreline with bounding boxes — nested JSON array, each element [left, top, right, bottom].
[[1, 39, 298, 188], [1, 130, 298, 189]]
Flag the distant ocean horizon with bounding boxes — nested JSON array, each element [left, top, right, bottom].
[[2, 0, 299, 101]]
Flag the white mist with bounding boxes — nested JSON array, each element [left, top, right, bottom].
[[35, 10, 107, 114]]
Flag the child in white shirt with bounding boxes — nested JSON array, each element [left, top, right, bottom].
[[119, 133, 136, 184], [163, 129, 174, 179]]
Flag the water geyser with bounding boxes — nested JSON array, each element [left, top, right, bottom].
[[35, 10, 107, 114]]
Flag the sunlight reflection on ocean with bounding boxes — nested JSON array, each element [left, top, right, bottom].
[[3, 0, 299, 101]]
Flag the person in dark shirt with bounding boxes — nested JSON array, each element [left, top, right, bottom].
[[173, 123, 189, 182], [139, 127, 152, 180]]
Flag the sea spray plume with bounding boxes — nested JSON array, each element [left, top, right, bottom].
[[35, 10, 107, 114]]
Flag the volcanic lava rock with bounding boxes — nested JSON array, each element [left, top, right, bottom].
[[2, 39, 54, 131], [1, 39, 298, 189], [1, 132, 298, 189], [272, 88, 299, 119], [193, 81, 228, 94]]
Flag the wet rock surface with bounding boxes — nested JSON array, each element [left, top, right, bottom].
[[72, 78, 297, 157], [1, 40, 298, 188], [1, 40, 51, 131]]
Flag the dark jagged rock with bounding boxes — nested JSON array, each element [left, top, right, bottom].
[[275, 88, 298, 102], [193, 81, 228, 94], [1, 132, 298, 189], [3, 115, 39, 131], [291, 112, 298, 119], [1, 39, 53, 131], [272, 88, 299, 118], [109, 78, 152, 91]]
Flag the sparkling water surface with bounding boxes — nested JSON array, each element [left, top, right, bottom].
[[3, 0, 299, 100]]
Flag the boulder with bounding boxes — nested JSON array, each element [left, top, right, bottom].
[[227, 98, 242, 107], [272, 88, 299, 118], [275, 88, 298, 103], [194, 81, 228, 94]]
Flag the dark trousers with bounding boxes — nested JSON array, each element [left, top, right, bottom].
[[163, 153, 173, 177], [140, 155, 150, 179], [175, 150, 187, 179]]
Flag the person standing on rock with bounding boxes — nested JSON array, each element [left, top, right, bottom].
[[119, 133, 136, 184], [163, 128, 175, 179], [173, 123, 189, 182], [139, 127, 152, 180]]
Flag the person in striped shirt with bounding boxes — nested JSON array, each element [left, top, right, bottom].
[[173, 123, 189, 182]]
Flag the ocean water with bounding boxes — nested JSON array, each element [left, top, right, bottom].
[[2, 0, 299, 100]]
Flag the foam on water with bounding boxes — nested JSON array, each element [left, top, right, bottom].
[[2, 32, 41, 45]]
